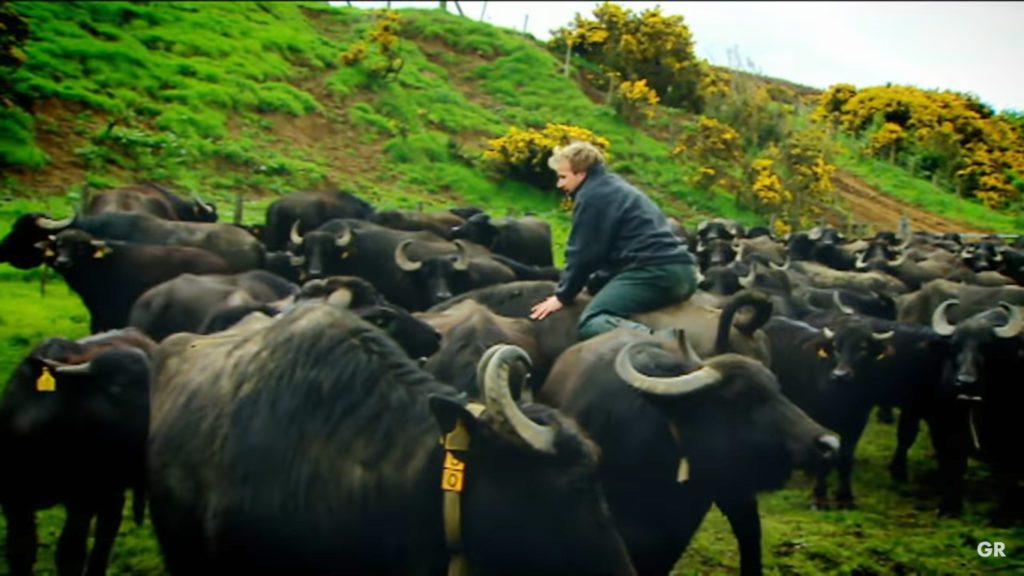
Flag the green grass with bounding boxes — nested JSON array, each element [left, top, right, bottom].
[[835, 140, 1023, 234]]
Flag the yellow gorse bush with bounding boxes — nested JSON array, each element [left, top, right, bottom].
[[815, 83, 1023, 207], [482, 123, 612, 191], [340, 10, 403, 80], [552, 2, 704, 112], [616, 79, 660, 122]]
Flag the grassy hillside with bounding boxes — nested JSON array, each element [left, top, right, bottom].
[[0, 2, 1022, 574], [2, 0, 764, 250]]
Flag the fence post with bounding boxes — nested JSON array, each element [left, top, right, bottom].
[[898, 215, 909, 239], [234, 189, 244, 225]]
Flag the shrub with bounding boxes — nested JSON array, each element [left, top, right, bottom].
[[482, 123, 611, 190]]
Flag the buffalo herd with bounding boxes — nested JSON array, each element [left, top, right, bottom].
[[0, 184, 1021, 575]]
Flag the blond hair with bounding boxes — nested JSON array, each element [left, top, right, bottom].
[[547, 140, 605, 173]]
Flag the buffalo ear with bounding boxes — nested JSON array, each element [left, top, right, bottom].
[[429, 394, 480, 443]]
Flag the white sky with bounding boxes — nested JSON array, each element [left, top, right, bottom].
[[342, 1, 1024, 113]]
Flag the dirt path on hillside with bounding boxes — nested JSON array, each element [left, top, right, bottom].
[[832, 170, 989, 234]]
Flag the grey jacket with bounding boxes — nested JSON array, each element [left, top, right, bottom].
[[555, 164, 693, 304]]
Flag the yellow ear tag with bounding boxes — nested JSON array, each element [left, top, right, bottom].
[[44, 247, 55, 258], [817, 348, 829, 359], [36, 367, 56, 392], [93, 247, 108, 259]]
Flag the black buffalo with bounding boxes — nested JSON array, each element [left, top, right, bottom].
[[540, 329, 838, 576], [87, 182, 217, 222], [128, 270, 299, 341], [0, 329, 155, 576], [263, 188, 375, 251], [0, 211, 263, 272], [147, 303, 636, 575], [48, 229, 233, 333], [451, 213, 554, 267]]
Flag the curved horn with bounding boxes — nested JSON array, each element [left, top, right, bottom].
[[855, 251, 868, 270], [770, 258, 790, 271], [833, 291, 855, 315], [614, 342, 721, 396], [697, 221, 709, 233], [480, 345, 554, 454], [896, 235, 912, 252], [888, 250, 909, 268], [35, 213, 76, 231], [822, 327, 835, 340], [738, 265, 754, 288], [808, 227, 823, 241], [191, 192, 213, 213], [289, 221, 304, 246], [394, 239, 422, 272], [334, 223, 352, 248], [734, 242, 745, 262], [931, 299, 960, 337], [993, 302, 1023, 339], [871, 330, 895, 341], [327, 287, 353, 309], [452, 240, 469, 271], [42, 359, 92, 375]]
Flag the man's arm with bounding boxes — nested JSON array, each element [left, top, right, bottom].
[[555, 194, 614, 303]]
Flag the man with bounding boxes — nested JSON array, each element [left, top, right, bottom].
[[530, 141, 697, 339]]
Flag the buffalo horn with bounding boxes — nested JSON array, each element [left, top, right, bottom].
[[738, 266, 754, 288], [888, 250, 909, 268], [871, 330, 895, 341], [191, 193, 213, 213], [770, 258, 790, 271], [993, 301, 1023, 339], [43, 359, 92, 375], [855, 250, 868, 270], [394, 239, 422, 272], [614, 342, 721, 396], [809, 227, 823, 241], [452, 240, 470, 271], [822, 327, 835, 339], [931, 299, 959, 337], [35, 213, 75, 231], [327, 287, 353, 309], [833, 291, 855, 315], [480, 345, 554, 454], [289, 221, 304, 246], [335, 223, 352, 248]]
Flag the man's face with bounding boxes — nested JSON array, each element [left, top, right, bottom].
[[555, 162, 586, 195]]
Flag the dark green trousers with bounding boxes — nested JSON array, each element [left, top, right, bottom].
[[577, 263, 697, 340]]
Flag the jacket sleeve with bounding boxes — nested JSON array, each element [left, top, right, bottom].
[[555, 194, 614, 304]]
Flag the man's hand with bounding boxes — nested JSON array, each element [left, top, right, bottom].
[[530, 295, 564, 320]]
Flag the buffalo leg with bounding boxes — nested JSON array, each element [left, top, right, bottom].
[[811, 467, 830, 510], [3, 506, 38, 576], [717, 494, 762, 576], [835, 410, 871, 508], [876, 404, 895, 424], [889, 408, 920, 483], [85, 492, 125, 576], [928, 406, 969, 517], [56, 503, 92, 576]]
